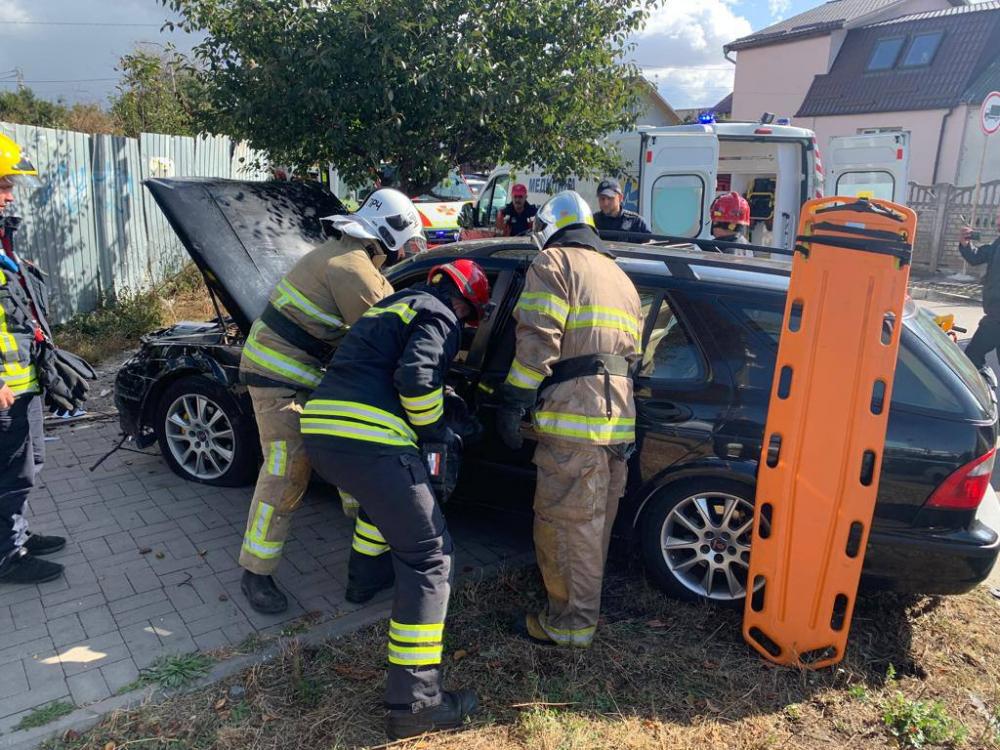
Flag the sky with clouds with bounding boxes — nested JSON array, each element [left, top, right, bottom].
[[0, 0, 977, 111]]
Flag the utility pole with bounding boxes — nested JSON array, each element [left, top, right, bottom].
[[14, 67, 23, 91]]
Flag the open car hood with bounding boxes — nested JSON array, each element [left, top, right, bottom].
[[145, 178, 347, 334]]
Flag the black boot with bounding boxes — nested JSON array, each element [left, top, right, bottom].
[[240, 570, 288, 614], [345, 553, 395, 604], [386, 689, 479, 740], [24, 533, 66, 556], [0, 552, 64, 584]]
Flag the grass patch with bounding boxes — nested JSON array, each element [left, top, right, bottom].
[[15, 701, 74, 731], [138, 653, 214, 690], [35, 567, 1000, 750], [53, 263, 219, 364], [882, 692, 967, 749]]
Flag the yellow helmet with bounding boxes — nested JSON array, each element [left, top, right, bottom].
[[0, 134, 40, 187]]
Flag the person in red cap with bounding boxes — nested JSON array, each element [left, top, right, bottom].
[[495, 182, 537, 237]]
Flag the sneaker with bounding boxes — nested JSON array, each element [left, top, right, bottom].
[[24, 533, 66, 556], [386, 689, 479, 740], [240, 570, 288, 614], [0, 552, 64, 584]]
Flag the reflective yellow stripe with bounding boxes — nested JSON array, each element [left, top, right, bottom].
[[406, 402, 444, 426], [516, 292, 569, 326], [363, 302, 417, 325], [399, 388, 443, 411], [302, 400, 418, 442], [339, 490, 360, 514], [539, 615, 596, 647], [3, 362, 38, 395], [389, 619, 444, 644], [355, 517, 386, 543], [245, 323, 322, 387], [242, 503, 284, 560], [267, 441, 287, 476], [505, 358, 544, 389], [565, 305, 640, 340], [274, 279, 344, 328], [301, 418, 417, 448], [387, 643, 443, 666], [533, 412, 636, 441], [352, 535, 390, 556]]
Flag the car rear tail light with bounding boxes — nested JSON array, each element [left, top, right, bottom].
[[925, 447, 996, 510]]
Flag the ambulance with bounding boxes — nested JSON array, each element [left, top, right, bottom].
[[458, 120, 910, 254]]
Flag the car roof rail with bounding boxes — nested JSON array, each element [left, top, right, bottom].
[[598, 229, 794, 257]]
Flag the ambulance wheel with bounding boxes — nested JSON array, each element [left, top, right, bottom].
[[155, 376, 258, 487], [640, 479, 761, 606]]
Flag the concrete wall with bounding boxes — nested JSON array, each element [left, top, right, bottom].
[[908, 180, 1000, 273], [731, 35, 834, 123]]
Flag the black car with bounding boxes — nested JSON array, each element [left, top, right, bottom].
[[115, 178, 1000, 605]]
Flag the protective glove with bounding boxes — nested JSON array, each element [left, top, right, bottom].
[[338, 490, 360, 520], [497, 404, 525, 450]]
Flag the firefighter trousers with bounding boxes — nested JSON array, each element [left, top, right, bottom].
[[303, 441, 453, 710], [0, 395, 44, 563], [347, 508, 394, 591], [239, 386, 312, 576], [531, 439, 628, 647]]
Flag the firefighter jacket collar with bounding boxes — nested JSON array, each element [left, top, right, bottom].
[[545, 226, 615, 259]]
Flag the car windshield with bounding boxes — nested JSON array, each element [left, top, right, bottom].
[[414, 172, 475, 202]]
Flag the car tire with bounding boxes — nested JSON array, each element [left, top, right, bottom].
[[640, 478, 759, 607], [154, 376, 258, 487]]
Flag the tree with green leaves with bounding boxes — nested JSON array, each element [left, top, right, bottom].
[[163, 0, 659, 194], [110, 44, 201, 137], [0, 88, 70, 129]]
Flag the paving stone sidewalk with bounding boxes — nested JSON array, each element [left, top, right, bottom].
[[0, 416, 531, 740]]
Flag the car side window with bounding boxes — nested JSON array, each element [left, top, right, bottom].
[[639, 295, 706, 382]]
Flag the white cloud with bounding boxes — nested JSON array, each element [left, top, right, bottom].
[[0, 1, 31, 23], [769, 0, 792, 21], [632, 0, 751, 108]]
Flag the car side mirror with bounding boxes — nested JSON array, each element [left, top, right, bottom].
[[458, 201, 475, 229]]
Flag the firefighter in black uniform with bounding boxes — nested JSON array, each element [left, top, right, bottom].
[[301, 259, 491, 740], [592, 178, 651, 234], [0, 135, 72, 585]]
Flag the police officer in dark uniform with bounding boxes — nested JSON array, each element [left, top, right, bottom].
[[592, 178, 651, 234], [495, 183, 537, 236], [301, 259, 491, 740]]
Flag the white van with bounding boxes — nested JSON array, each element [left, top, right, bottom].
[[458, 122, 910, 254]]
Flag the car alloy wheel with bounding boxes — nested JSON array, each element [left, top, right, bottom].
[[163, 393, 236, 481], [660, 491, 760, 601]]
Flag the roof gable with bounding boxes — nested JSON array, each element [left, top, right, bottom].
[[797, 2, 1000, 117]]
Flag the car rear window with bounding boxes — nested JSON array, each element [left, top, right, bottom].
[[722, 297, 989, 416]]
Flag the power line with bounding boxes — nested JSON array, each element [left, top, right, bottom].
[[0, 78, 118, 84]]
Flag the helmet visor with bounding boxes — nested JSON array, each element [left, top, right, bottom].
[[400, 235, 428, 258], [3, 174, 41, 190]]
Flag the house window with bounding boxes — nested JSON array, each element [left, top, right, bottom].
[[867, 37, 905, 71], [902, 32, 942, 67]]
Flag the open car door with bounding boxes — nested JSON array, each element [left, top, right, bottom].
[[640, 130, 718, 241], [825, 133, 910, 204]]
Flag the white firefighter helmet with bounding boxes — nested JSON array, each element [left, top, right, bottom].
[[323, 188, 427, 264], [532, 190, 597, 248]]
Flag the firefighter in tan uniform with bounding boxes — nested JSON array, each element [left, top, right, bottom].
[[238, 188, 427, 613], [497, 191, 641, 647]]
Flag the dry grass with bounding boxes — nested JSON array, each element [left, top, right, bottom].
[[54, 264, 219, 364], [41, 566, 1000, 750]]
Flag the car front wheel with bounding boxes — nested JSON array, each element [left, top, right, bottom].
[[154, 376, 258, 487], [640, 479, 760, 605]]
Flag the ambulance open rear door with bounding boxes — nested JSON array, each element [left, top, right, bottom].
[[825, 132, 910, 204], [640, 130, 718, 240]]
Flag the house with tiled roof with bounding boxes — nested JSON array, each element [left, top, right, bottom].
[[725, 0, 1000, 186]]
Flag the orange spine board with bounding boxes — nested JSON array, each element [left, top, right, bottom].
[[742, 197, 916, 669]]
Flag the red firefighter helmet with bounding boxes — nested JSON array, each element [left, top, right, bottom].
[[428, 259, 491, 325], [711, 192, 751, 227]]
